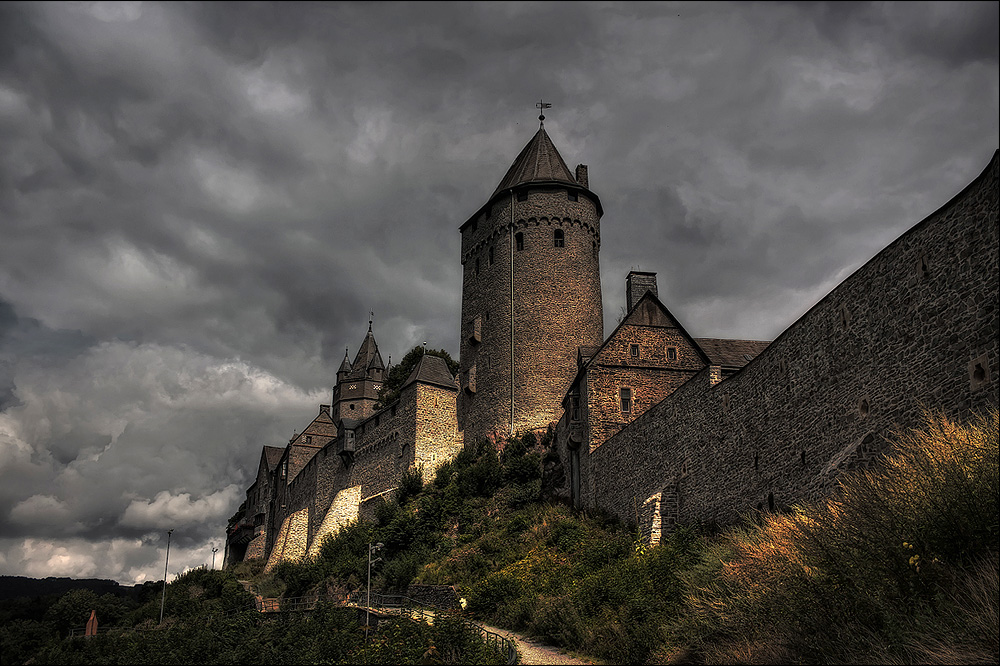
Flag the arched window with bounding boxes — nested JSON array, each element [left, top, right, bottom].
[[554, 229, 565, 247], [515, 232, 524, 251]]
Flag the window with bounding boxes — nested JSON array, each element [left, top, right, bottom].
[[666, 347, 677, 361], [630, 344, 639, 358], [517, 191, 528, 202], [304, 435, 312, 444], [554, 229, 565, 247], [568, 191, 578, 202], [489, 246, 494, 266], [515, 232, 524, 251], [571, 394, 580, 422], [620, 387, 632, 413]]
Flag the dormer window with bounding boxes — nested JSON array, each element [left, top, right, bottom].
[[630, 344, 639, 358], [554, 229, 565, 247], [666, 347, 677, 361]]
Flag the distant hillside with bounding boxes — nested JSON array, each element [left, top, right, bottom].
[[0, 576, 135, 601]]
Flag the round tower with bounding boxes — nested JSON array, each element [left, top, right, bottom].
[[458, 126, 604, 445]]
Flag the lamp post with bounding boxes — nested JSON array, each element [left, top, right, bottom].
[[211, 546, 218, 570], [159, 529, 173, 624], [365, 541, 383, 656]]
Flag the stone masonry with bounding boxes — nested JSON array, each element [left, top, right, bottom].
[[458, 127, 604, 446], [586, 150, 999, 542]]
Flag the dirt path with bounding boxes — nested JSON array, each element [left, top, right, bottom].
[[478, 623, 601, 665]]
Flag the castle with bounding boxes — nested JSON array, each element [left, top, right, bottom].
[[224, 122, 999, 568]]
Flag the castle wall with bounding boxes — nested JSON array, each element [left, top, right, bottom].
[[459, 186, 603, 444], [259, 379, 460, 566], [588, 152, 999, 534], [414, 383, 463, 482]]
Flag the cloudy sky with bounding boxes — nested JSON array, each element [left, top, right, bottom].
[[0, 1, 996, 585]]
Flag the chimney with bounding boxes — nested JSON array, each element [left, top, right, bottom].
[[625, 271, 658, 313], [575, 164, 588, 189]]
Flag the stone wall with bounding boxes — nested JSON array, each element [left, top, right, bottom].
[[414, 383, 463, 482], [588, 151, 999, 536], [459, 185, 604, 445], [259, 376, 460, 567]]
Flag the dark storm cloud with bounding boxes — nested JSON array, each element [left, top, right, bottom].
[[0, 1, 995, 583]]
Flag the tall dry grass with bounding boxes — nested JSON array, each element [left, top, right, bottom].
[[669, 408, 999, 665]]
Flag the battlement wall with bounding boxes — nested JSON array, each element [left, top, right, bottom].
[[589, 151, 999, 534]]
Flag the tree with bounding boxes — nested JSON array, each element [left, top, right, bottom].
[[374, 346, 459, 409]]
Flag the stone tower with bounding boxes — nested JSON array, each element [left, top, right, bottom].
[[331, 321, 385, 423], [458, 126, 604, 444]]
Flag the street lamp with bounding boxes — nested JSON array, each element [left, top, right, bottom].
[[159, 529, 173, 624], [366, 542, 383, 638], [211, 546, 219, 570]]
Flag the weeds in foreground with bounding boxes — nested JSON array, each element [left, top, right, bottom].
[[666, 409, 999, 665]]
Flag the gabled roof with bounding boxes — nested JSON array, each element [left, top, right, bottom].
[[562, 290, 712, 405], [694, 338, 770, 369], [262, 446, 284, 473], [401, 354, 458, 391], [492, 127, 577, 196]]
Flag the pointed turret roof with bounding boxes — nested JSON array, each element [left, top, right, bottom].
[[462, 125, 602, 231], [401, 354, 458, 391], [338, 348, 352, 374], [349, 323, 383, 379], [491, 127, 578, 196]]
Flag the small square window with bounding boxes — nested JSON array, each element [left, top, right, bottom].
[[630, 344, 639, 358], [620, 387, 632, 413], [517, 191, 528, 202], [568, 191, 578, 202]]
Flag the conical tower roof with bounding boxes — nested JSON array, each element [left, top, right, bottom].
[[491, 127, 577, 196], [462, 125, 602, 231]]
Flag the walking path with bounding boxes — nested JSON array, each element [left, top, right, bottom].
[[478, 623, 601, 665]]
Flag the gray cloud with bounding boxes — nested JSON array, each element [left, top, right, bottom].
[[0, 1, 995, 583]]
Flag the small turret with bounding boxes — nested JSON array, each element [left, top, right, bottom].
[[337, 348, 352, 383]]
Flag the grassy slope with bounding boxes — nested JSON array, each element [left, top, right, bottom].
[[252, 409, 998, 665]]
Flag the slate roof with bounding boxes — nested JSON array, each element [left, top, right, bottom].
[[694, 338, 771, 369], [338, 349, 352, 374], [492, 127, 578, 196], [349, 324, 384, 379], [263, 446, 284, 472], [401, 354, 458, 391]]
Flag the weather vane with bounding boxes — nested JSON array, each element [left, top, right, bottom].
[[368, 310, 374, 330], [536, 99, 552, 127]]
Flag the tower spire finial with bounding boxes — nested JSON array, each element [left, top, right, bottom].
[[368, 310, 374, 331], [535, 99, 552, 128]]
